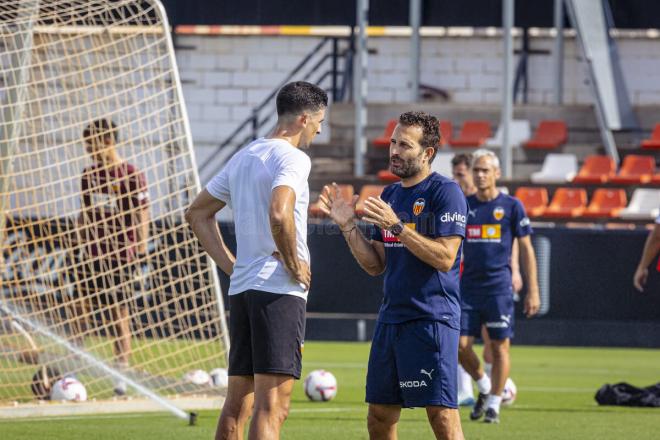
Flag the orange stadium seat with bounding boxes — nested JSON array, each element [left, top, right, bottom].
[[641, 123, 660, 150], [439, 120, 453, 147], [514, 187, 549, 217], [523, 120, 568, 149], [609, 155, 655, 184], [582, 188, 627, 218], [309, 184, 355, 218], [448, 120, 491, 147], [542, 187, 587, 218], [572, 155, 617, 184], [652, 174, 660, 184], [356, 184, 386, 216], [373, 119, 397, 148], [377, 169, 400, 183]]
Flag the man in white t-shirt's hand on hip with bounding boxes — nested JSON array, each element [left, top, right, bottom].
[[185, 81, 327, 440]]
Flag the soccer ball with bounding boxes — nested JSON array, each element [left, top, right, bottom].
[[209, 368, 228, 388], [502, 378, 517, 406], [50, 377, 87, 402], [183, 369, 211, 386], [303, 370, 337, 402]]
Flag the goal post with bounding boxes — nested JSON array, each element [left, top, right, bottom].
[[0, 0, 229, 416]]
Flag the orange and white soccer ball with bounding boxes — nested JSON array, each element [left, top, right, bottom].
[[303, 370, 337, 402], [50, 377, 87, 402], [502, 378, 517, 406]]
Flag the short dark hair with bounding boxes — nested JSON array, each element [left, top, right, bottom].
[[451, 153, 473, 168], [398, 111, 440, 163], [276, 81, 328, 117], [83, 119, 118, 143]]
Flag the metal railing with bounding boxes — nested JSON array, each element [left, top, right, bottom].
[[198, 36, 352, 179]]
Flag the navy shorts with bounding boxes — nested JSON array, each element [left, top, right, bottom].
[[460, 294, 515, 340], [366, 320, 459, 409], [228, 290, 306, 379]]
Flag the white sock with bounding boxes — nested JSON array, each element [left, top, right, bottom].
[[486, 394, 502, 412], [457, 365, 474, 398], [484, 362, 493, 378], [476, 374, 491, 395]]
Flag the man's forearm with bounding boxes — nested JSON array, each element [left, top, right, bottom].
[[135, 208, 150, 254], [520, 242, 539, 294], [270, 213, 301, 273], [397, 226, 456, 272], [511, 238, 520, 273], [190, 217, 235, 275], [637, 225, 660, 270], [341, 221, 384, 276]]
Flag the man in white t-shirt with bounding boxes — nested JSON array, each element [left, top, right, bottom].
[[185, 81, 327, 440]]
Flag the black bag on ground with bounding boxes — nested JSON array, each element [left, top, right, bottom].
[[595, 382, 660, 407]]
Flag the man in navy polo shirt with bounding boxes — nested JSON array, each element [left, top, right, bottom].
[[319, 111, 466, 440], [458, 149, 540, 424]]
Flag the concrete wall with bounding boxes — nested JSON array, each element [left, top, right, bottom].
[[177, 33, 660, 162]]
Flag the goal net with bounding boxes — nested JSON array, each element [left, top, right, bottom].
[[0, 0, 228, 411]]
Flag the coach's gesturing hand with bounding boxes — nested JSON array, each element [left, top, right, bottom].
[[318, 182, 359, 229], [362, 197, 400, 230]]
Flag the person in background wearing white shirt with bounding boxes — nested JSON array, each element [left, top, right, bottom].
[[186, 81, 327, 440]]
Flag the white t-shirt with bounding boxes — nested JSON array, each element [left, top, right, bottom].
[[206, 137, 312, 299]]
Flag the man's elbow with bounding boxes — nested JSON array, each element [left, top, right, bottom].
[[269, 207, 289, 233], [435, 258, 454, 273], [365, 263, 385, 277], [184, 206, 203, 226]]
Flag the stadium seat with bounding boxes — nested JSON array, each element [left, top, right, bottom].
[[619, 189, 660, 220], [485, 120, 531, 148], [448, 120, 491, 147], [542, 187, 587, 218], [640, 123, 660, 150], [309, 184, 355, 217], [439, 120, 453, 147], [572, 155, 617, 184], [377, 169, 400, 183], [523, 120, 568, 149], [530, 153, 578, 183], [514, 187, 549, 217], [356, 184, 386, 216], [582, 188, 627, 218], [609, 155, 656, 184], [431, 151, 455, 178], [652, 174, 660, 184], [372, 119, 397, 148]]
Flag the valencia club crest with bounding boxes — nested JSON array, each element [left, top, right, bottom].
[[413, 198, 426, 216]]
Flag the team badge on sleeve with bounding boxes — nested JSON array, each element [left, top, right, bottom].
[[413, 198, 426, 216], [493, 206, 504, 221]]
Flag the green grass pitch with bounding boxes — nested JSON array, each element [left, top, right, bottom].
[[1, 342, 659, 439]]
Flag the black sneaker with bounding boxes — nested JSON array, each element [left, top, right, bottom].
[[470, 393, 488, 420], [484, 408, 500, 424]]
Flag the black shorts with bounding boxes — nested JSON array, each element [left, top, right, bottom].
[[69, 259, 134, 306], [228, 290, 306, 379]]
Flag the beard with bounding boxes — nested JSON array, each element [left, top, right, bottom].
[[390, 153, 423, 179]]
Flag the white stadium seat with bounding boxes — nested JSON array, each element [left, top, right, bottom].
[[618, 189, 660, 220], [531, 153, 578, 183]]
